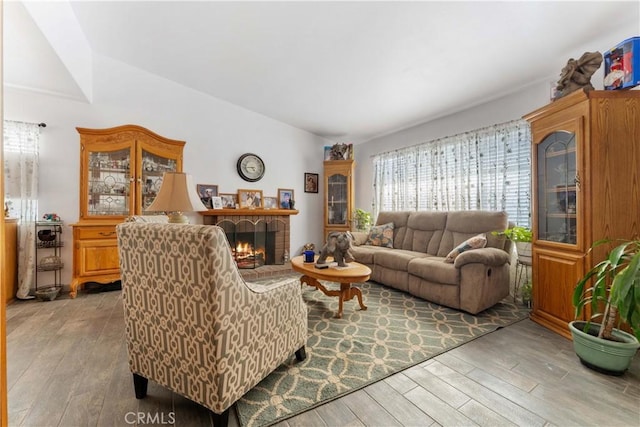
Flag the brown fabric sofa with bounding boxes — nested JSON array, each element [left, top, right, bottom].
[[351, 211, 512, 314]]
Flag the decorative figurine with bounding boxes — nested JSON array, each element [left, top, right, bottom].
[[316, 231, 354, 267], [554, 51, 603, 100]]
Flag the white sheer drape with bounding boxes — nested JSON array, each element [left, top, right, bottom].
[[373, 120, 531, 226], [4, 121, 40, 299]]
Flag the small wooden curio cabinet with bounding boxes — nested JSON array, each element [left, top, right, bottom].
[[323, 160, 355, 238], [524, 89, 640, 339], [70, 125, 184, 297]]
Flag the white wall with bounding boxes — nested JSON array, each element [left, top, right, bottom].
[[353, 25, 639, 215], [5, 54, 331, 287]]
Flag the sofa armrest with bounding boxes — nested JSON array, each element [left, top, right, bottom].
[[351, 231, 369, 246], [454, 247, 511, 268]]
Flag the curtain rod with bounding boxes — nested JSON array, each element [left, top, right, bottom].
[[5, 119, 47, 128], [369, 118, 526, 158]]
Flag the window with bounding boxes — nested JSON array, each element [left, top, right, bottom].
[[372, 120, 531, 227]]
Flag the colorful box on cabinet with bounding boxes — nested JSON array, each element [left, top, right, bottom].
[[604, 36, 640, 90]]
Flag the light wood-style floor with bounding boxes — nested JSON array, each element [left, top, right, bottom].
[[6, 289, 639, 427]]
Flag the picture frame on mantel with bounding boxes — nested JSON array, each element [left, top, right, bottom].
[[211, 196, 223, 210], [238, 189, 263, 209], [278, 188, 294, 209], [263, 196, 278, 209], [220, 193, 237, 209]]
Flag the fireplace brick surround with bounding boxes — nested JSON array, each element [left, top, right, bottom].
[[201, 208, 299, 279]]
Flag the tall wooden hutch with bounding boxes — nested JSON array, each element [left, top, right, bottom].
[[70, 125, 184, 297], [323, 160, 355, 238], [524, 89, 640, 339]]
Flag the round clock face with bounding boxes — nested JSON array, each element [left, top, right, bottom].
[[237, 153, 265, 182]]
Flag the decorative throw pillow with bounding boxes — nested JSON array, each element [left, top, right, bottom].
[[365, 222, 394, 248], [444, 234, 487, 263]]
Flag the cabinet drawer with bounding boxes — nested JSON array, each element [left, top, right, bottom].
[[76, 226, 118, 240], [77, 239, 120, 276]]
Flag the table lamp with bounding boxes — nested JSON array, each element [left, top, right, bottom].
[[146, 172, 207, 223]]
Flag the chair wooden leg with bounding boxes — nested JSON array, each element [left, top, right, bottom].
[[295, 346, 306, 362], [212, 407, 230, 427], [133, 373, 148, 399]]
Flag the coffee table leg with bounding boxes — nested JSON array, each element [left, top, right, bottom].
[[341, 283, 367, 313], [300, 275, 367, 318]]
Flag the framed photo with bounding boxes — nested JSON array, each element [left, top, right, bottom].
[[211, 196, 223, 210], [200, 197, 213, 209], [220, 193, 237, 209], [197, 184, 218, 198], [278, 188, 294, 209], [304, 173, 319, 193], [263, 196, 278, 209], [238, 189, 263, 209]]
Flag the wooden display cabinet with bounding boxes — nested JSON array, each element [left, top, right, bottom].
[[323, 160, 355, 238], [524, 89, 640, 339], [70, 125, 184, 297]]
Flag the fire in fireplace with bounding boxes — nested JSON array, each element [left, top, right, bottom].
[[233, 240, 266, 269], [216, 218, 287, 269]]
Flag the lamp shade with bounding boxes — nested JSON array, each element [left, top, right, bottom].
[[146, 172, 207, 223]]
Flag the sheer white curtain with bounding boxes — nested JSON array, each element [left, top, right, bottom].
[[4, 120, 40, 299], [373, 120, 531, 226]]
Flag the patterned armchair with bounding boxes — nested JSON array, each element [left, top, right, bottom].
[[116, 223, 307, 426]]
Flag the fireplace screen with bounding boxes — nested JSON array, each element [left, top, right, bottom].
[[217, 218, 287, 269]]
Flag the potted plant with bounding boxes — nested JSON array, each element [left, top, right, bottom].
[[571, 239, 640, 375], [353, 209, 373, 232], [493, 225, 532, 261]]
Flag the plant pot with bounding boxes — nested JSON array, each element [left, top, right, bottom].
[[515, 242, 532, 262], [569, 321, 640, 375]]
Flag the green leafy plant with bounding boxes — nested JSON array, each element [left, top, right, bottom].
[[521, 281, 532, 300], [573, 239, 640, 341], [353, 209, 373, 231], [492, 225, 532, 243]]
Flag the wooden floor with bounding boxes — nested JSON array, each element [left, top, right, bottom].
[[5, 289, 639, 427]]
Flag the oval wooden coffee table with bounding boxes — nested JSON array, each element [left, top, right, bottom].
[[291, 255, 371, 318]]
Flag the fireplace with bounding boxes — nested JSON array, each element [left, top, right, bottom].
[[201, 208, 297, 270], [216, 218, 287, 269]]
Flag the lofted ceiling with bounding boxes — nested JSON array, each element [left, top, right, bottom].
[[4, 1, 638, 143]]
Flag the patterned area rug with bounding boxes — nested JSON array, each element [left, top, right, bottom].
[[236, 276, 529, 427]]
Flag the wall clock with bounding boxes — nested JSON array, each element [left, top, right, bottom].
[[237, 153, 265, 182]]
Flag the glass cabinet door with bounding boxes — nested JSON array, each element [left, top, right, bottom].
[[87, 148, 132, 217], [139, 149, 178, 213], [536, 130, 578, 244], [327, 173, 348, 226]]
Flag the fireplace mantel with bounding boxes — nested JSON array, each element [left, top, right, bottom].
[[200, 208, 298, 217]]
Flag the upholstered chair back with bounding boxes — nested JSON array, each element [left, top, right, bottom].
[[116, 223, 307, 422]]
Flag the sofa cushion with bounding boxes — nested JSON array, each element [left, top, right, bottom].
[[365, 222, 394, 247], [444, 233, 487, 263], [376, 212, 410, 249], [408, 257, 459, 286], [350, 245, 389, 265], [437, 210, 508, 257], [374, 249, 428, 271], [400, 211, 448, 254]]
